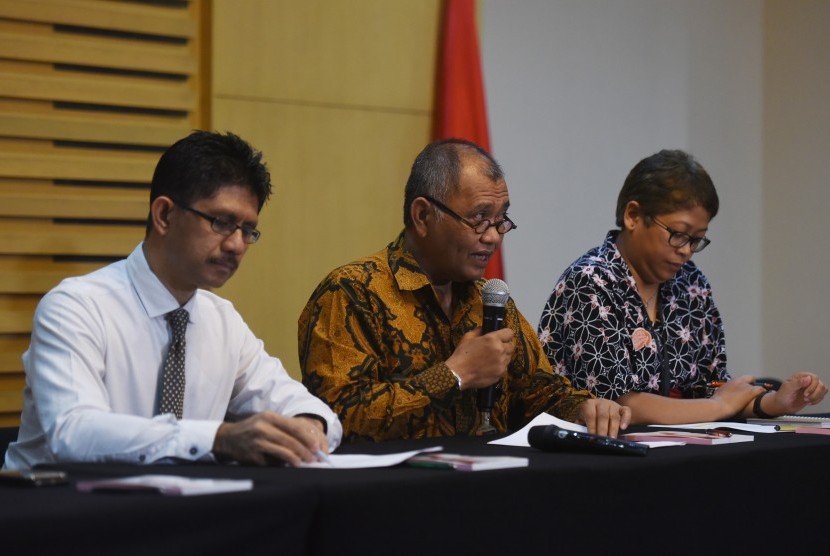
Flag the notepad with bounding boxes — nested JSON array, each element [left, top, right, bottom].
[[407, 453, 529, 471], [746, 415, 830, 430], [794, 427, 830, 436]]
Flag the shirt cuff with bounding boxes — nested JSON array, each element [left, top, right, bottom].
[[412, 363, 458, 405], [177, 419, 223, 461]]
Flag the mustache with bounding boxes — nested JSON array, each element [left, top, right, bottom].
[[210, 256, 239, 271]]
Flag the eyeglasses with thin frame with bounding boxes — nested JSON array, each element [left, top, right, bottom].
[[650, 216, 710, 253], [422, 196, 517, 235], [175, 202, 261, 244]]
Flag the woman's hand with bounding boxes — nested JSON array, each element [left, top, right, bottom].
[[761, 372, 828, 416]]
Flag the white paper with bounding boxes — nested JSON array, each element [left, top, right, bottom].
[[648, 421, 780, 434], [77, 474, 253, 496], [298, 446, 443, 469], [487, 412, 587, 447]]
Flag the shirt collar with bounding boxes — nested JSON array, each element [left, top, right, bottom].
[[387, 231, 479, 302], [126, 242, 195, 320], [387, 231, 433, 292]]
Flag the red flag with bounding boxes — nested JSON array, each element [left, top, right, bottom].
[[434, 0, 504, 280]]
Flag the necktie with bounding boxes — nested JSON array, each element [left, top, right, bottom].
[[159, 308, 189, 419]]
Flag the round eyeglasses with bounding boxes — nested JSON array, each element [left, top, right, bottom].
[[423, 196, 517, 235]]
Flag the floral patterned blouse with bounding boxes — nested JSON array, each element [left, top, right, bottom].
[[537, 231, 729, 400]]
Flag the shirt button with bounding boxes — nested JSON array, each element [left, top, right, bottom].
[[189, 447, 198, 456], [139, 454, 146, 462]]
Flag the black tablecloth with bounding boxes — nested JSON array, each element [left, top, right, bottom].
[[3, 428, 829, 555]]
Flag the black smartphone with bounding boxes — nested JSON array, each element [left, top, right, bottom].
[[528, 425, 649, 456], [0, 469, 68, 486]]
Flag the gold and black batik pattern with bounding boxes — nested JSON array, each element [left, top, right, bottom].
[[299, 232, 592, 442]]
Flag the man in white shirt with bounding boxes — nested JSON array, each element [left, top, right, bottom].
[[4, 131, 342, 469]]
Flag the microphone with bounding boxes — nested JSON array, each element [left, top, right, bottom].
[[527, 425, 649, 456], [475, 278, 509, 436]]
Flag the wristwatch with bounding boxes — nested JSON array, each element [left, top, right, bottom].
[[753, 391, 774, 419]]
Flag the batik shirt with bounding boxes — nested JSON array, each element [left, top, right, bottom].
[[537, 231, 729, 401], [299, 232, 592, 442]]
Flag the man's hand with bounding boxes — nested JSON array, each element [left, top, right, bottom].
[[445, 327, 515, 390], [213, 412, 328, 466], [763, 372, 828, 415], [576, 398, 631, 437]]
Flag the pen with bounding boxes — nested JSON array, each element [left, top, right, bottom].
[[315, 449, 334, 466], [707, 380, 774, 390]]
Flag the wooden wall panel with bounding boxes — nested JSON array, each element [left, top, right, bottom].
[[211, 1, 440, 377], [0, 106, 190, 146], [0, 258, 105, 294], [0, 181, 147, 220], [0, 31, 197, 74], [0, 70, 196, 111], [0, 338, 28, 372], [0, 0, 207, 425], [0, 0, 196, 37], [213, 0, 439, 111], [215, 99, 431, 373]]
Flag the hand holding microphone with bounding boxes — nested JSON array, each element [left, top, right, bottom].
[[444, 279, 512, 436], [477, 279, 510, 414], [458, 279, 511, 435], [446, 327, 514, 389]]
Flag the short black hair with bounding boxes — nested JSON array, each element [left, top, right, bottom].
[[147, 130, 272, 232], [615, 149, 719, 226], [403, 139, 503, 228]]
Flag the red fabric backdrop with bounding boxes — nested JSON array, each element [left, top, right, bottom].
[[433, 0, 504, 280]]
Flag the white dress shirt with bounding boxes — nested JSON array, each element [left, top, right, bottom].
[[4, 243, 342, 469]]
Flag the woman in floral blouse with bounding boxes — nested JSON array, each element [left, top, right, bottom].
[[538, 149, 826, 424]]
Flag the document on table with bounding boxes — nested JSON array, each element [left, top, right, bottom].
[[488, 412, 586, 447], [648, 421, 780, 434], [298, 446, 443, 469], [77, 474, 253, 496], [489, 413, 681, 449]]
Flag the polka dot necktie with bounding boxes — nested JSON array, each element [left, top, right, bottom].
[[159, 308, 188, 419]]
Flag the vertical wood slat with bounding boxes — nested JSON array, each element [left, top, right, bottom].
[[0, 0, 206, 426]]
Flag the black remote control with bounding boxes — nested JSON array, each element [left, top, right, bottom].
[[528, 425, 649, 456]]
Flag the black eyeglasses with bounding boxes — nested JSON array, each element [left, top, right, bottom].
[[175, 202, 261, 244], [650, 216, 710, 253], [423, 196, 517, 235]]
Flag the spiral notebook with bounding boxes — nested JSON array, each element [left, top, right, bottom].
[[746, 415, 830, 429]]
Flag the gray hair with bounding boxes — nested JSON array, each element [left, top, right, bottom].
[[403, 139, 503, 227]]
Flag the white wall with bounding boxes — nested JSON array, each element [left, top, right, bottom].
[[481, 1, 764, 374], [762, 1, 830, 412], [481, 0, 830, 411]]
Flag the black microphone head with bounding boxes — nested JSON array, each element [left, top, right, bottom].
[[528, 425, 562, 449], [482, 278, 509, 307]]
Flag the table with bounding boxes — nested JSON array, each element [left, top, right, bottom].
[[3, 427, 829, 555]]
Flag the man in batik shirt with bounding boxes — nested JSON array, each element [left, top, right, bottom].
[[299, 139, 630, 442]]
